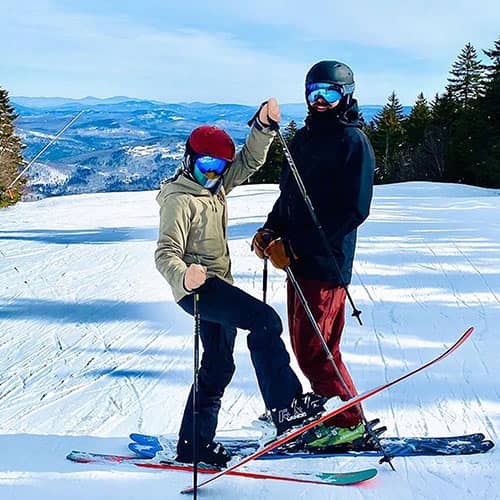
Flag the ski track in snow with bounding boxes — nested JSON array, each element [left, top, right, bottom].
[[0, 182, 499, 500]]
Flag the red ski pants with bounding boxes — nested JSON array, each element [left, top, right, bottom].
[[287, 276, 363, 427]]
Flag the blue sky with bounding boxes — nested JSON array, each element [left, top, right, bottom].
[[1, 0, 499, 105]]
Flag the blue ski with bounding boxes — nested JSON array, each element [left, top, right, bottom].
[[129, 431, 493, 459]]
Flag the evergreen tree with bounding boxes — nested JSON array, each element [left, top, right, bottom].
[[403, 93, 434, 180], [366, 39, 498, 188], [477, 35, 500, 187], [483, 35, 500, 84], [369, 91, 407, 183], [0, 87, 26, 207], [423, 92, 458, 180], [446, 43, 485, 108], [249, 120, 298, 184], [444, 44, 490, 185], [406, 93, 431, 148]]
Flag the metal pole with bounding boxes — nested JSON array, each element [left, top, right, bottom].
[[263, 258, 268, 303], [193, 292, 201, 498], [260, 257, 268, 420], [6, 110, 85, 197]]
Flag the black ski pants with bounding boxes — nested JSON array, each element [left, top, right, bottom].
[[177, 276, 302, 447]]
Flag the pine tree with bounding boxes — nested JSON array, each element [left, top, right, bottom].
[[249, 120, 298, 184], [403, 93, 435, 180], [369, 91, 407, 183], [477, 35, 500, 187], [422, 92, 457, 180], [483, 36, 500, 83], [406, 93, 431, 148], [0, 87, 26, 207], [443, 44, 490, 184], [446, 43, 485, 108]]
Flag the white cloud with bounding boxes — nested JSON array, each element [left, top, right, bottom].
[[207, 0, 500, 57], [1, 0, 498, 104], [0, 0, 307, 103]]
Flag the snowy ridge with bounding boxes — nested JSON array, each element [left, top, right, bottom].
[[12, 99, 406, 199], [125, 144, 184, 160], [0, 182, 498, 499]]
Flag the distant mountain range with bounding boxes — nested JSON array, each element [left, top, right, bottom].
[[12, 97, 409, 198]]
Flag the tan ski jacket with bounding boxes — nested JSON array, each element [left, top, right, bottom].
[[155, 124, 275, 302]]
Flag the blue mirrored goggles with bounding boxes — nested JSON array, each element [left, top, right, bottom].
[[306, 83, 344, 104], [193, 163, 220, 189], [194, 155, 228, 178]]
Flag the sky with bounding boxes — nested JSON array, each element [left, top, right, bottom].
[[1, 0, 499, 105]]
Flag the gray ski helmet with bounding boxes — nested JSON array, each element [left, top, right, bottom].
[[305, 60, 355, 96]]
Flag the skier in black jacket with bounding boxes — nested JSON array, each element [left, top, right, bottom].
[[252, 60, 375, 448]]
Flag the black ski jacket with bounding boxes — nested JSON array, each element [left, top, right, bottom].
[[263, 100, 375, 284]]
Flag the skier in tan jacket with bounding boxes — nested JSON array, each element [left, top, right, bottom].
[[155, 98, 326, 467]]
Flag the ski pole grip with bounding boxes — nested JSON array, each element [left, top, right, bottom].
[[261, 232, 274, 245], [247, 101, 280, 131], [247, 101, 267, 128], [267, 117, 280, 132]]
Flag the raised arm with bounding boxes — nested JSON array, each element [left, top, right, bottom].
[[223, 98, 280, 194]]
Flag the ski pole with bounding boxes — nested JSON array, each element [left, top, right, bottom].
[[260, 257, 268, 419], [285, 265, 395, 470], [193, 292, 201, 499], [260, 232, 275, 304], [6, 110, 85, 199], [263, 258, 268, 303]]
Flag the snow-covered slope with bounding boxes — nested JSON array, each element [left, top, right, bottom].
[[0, 182, 498, 499]]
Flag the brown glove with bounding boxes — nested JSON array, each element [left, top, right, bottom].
[[264, 238, 295, 270], [251, 228, 276, 259]]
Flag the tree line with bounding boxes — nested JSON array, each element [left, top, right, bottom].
[[0, 87, 25, 207], [253, 36, 500, 189]]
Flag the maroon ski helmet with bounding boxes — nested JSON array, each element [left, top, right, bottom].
[[187, 125, 236, 162]]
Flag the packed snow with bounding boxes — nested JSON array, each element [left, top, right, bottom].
[[0, 182, 498, 499]]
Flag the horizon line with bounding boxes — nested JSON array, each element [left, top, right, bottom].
[[11, 95, 418, 108]]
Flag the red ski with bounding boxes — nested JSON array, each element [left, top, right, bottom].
[[66, 450, 377, 486], [181, 327, 474, 494]]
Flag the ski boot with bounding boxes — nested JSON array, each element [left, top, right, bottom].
[[304, 421, 366, 449], [176, 440, 232, 468], [271, 392, 327, 436]]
